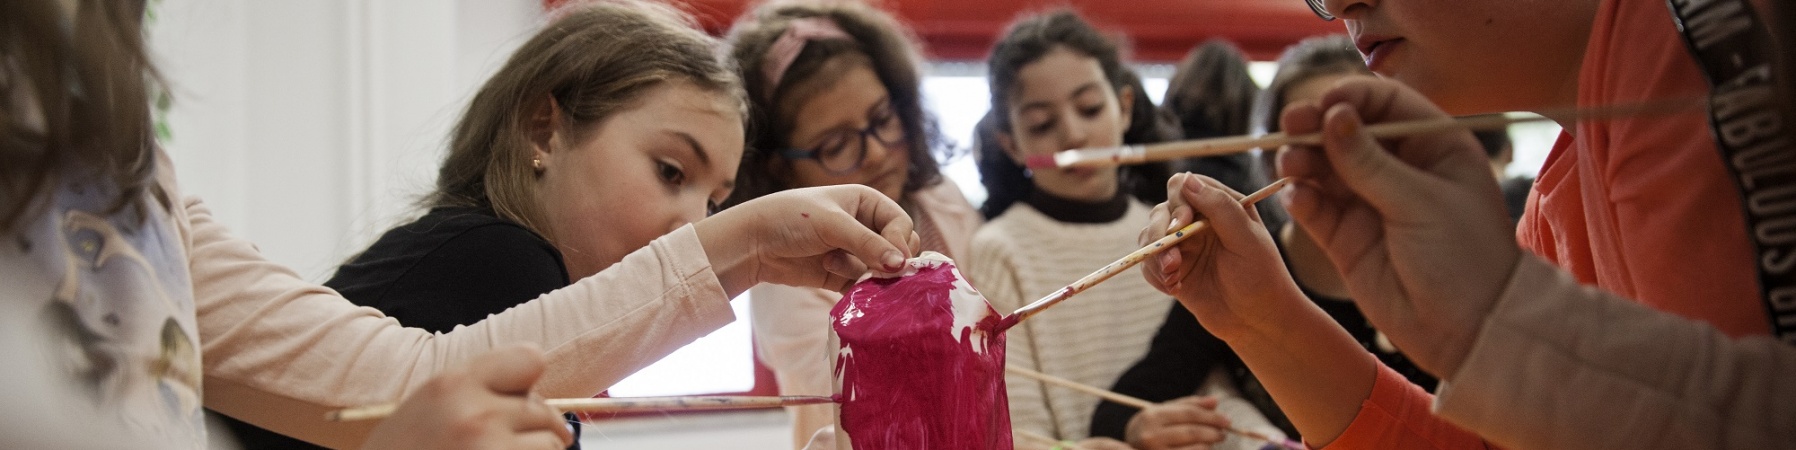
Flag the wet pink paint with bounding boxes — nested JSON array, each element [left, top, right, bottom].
[[831, 257, 1011, 450]]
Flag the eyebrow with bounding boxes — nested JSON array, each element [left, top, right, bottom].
[[1017, 82, 1104, 115], [670, 130, 713, 169], [670, 130, 736, 191]]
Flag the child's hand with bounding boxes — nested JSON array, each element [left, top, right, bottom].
[[361, 344, 571, 450], [696, 184, 918, 294], [1124, 396, 1231, 450], [798, 426, 835, 450], [1277, 75, 1522, 379], [1139, 173, 1308, 340]]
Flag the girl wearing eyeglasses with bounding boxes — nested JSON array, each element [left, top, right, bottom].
[[721, 3, 983, 447]]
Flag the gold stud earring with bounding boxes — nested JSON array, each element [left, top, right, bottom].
[[532, 158, 544, 172]]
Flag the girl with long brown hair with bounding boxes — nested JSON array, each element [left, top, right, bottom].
[[0, 0, 918, 448]]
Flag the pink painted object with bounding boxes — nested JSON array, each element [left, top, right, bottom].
[[829, 252, 1011, 450]]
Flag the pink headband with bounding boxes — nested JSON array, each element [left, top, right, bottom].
[[761, 17, 851, 94]]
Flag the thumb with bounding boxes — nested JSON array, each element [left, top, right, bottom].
[[829, 187, 912, 272], [469, 343, 548, 396], [1318, 104, 1434, 216], [1178, 176, 1262, 251]]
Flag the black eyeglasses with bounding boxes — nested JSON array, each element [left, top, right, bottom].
[[780, 106, 906, 175], [1306, 0, 1335, 20]]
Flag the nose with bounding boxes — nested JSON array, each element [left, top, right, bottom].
[[1324, 0, 1375, 20], [861, 132, 897, 171], [1058, 110, 1090, 150], [674, 198, 708, 231]]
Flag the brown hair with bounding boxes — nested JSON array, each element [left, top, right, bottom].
[[0, 0, 161, 233], [1252, 35, 1366, 231], [1165, 40, 1260, 138], [721, 1, 946, 207], [431, 0, 744, 237], [985, 10, 1131, 135], [1255, 35, 1365, 135], [979, 9, 1170, 216]]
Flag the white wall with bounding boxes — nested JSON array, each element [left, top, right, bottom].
[[148, 0, 540, 279]]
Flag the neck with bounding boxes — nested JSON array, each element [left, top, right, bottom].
[[1023, 189, 1129, 224]]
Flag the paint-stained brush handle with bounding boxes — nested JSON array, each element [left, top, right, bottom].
[[326, 395, 836, 422], [999, 178, 1292, 331]]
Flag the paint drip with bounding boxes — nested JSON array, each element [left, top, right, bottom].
[[829, 252, 1010, 450]]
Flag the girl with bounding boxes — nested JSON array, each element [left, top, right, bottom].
[[0, 0, 918, 448], [1160, 40, 1259, 194], [967, 11, 1231, 449], [1090, 35, 1437, 450], [721, 3, 983, 445], [220, 2, 744, 447]]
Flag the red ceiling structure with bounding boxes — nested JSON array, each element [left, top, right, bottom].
[[548, 0, 1345, 62]]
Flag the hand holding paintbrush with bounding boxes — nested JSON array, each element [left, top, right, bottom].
[[998, 177, 1292, 331]]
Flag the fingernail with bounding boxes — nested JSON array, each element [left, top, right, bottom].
[[882, 251, 904, 271], [1166, 217, 1184, 233]]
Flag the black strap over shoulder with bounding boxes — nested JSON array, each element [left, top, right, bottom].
[[1667, 0, 1796, 344]]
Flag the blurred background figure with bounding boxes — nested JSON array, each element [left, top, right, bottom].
[[1160, 40, 1261, 194]]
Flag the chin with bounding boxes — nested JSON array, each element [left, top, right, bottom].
[[878, 184, 906, 201]]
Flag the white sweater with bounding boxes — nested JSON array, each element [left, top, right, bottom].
[[965, 201, 1171, 441]]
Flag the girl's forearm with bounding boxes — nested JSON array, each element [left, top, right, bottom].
[[1213, 292, 1377, 447]]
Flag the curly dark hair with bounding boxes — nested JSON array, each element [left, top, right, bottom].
[[721, 1, 950, 208], [978, 9, 1171, 217]]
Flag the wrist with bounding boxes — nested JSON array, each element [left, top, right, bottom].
[[1212, 285, 1320, 345], [692, 214, 758, 296]]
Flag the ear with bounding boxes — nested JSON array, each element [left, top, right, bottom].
[[996, 128, 1023, 166], [1115, 83, 1136, 132], [527, 96, 565, 164]]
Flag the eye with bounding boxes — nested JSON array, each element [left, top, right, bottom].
[[816, 133, 853, 159], [656, 160, 686, 186], [1027, 119, 1056, 136], [1078, 104, 1105, 118]]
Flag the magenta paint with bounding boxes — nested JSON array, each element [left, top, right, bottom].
[[830, 253, 1011, 450]]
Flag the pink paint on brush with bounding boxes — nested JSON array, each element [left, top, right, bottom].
[[830, 252, 1010, 450]]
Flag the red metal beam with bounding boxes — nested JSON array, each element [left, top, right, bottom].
[[547, 0, 1343, 62]]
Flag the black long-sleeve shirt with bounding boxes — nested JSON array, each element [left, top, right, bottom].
[[1088, 237, 1439, 441], [219, 207, 580, 449]]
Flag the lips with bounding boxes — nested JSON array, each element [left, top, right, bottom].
[[1354, 34, 1403, 73]]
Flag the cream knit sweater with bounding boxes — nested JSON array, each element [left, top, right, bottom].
[[964, 201, 1171, 442]]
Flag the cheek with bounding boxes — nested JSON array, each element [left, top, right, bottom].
[[785, 163, 835, 188]]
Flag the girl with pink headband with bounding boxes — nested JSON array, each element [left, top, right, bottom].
[[722, 2, 982, 447]]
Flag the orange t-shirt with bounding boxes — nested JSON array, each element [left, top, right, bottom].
[[1517, 0, 1768, 339], [1324, 0, 1772, 449]]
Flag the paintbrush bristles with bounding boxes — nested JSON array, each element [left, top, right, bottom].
[[326, 395, 835, 422], [1002, 178, 1291, 329]]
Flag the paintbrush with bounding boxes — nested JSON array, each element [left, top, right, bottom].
[[1006, 366, 1304, 450], [326, 394, 836, 422], [997, 177, 1291, 331], [1025, 97, 1703, 169]]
